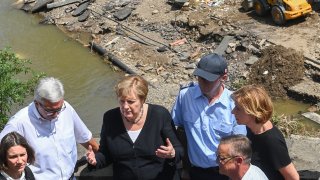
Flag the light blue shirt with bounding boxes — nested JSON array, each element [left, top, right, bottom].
[[171, 83, 246, 168], [0, 101, 92, 180]]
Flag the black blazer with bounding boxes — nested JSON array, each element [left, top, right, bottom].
[[92, 104, 183, 180]]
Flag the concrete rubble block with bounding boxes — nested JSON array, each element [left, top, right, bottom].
[[78, 9, 91, 22], [113, 7, 132, 20], [31, 0, 53, 13], [259, 39, 266, 47], [288, 79, 320, 103], [213, 35, 233, 56], [72, 1, 90, 17], [286, 135, 320, 172], [248, 44, 260, 55], [301, 112, 320, 125]]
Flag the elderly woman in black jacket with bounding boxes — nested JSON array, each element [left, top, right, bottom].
[[86, 75, 184, 180], [0, 132, 35, 180]]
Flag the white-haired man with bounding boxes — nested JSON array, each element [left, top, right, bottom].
[[0, 77, 99, 180]]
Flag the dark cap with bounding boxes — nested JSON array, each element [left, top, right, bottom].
[[193, 53, 228, 81]]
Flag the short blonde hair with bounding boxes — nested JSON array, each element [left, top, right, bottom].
[[115, 75, 148, 102], [232, 85, 273, 124]]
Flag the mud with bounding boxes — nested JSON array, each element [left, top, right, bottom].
[[249, 45, 305, 98]]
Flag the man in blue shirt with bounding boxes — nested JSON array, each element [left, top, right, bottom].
[[171, 53, 246, 180]]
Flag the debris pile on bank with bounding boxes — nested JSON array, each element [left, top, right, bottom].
[[249, 45, 305, 98]]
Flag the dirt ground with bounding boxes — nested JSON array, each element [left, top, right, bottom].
[[17, 0, 320, 173], [21, 0, 319, 105]]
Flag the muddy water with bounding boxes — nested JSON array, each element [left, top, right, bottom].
[[274, 99, 320, 130], [0, 0, 122, 136]]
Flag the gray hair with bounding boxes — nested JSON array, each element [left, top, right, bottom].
[[34, 77, 65, 103], [220, 135, 252, 164]]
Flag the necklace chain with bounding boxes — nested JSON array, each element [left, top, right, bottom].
[[124, 106, 144, 124]]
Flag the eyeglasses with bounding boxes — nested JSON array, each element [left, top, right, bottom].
[[38, 102, 66, 116], [216, 155, 239, 165]]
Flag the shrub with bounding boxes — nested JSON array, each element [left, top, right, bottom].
[[0, 48, 44, 130]]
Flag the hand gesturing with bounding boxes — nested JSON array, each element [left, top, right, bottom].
[[155, 138, 175, 159]]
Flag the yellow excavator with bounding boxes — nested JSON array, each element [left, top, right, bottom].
[[242, 0, 312, 25]]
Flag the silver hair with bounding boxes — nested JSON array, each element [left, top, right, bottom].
[[34, 77, 65, 103], [220, 135, 252, 164]]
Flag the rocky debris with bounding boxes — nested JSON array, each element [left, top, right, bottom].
[[78, 9, 91, 22], [113, 7, 132, 20], [72, 1, 90, 16], [249, 45, 305, 98], [286, 135, 320, 172], [31, 0, 53, 13], [213, 35, 233, 55]]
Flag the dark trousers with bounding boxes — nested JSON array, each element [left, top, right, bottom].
[[190, 166, 228, 180]]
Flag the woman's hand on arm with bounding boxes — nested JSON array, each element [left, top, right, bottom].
[[86, 145, 97, 166], [155, 138, 176, 159], [279, 163, 299, 180]]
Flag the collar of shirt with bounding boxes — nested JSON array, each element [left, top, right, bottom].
[[192, 84, 232, 109]]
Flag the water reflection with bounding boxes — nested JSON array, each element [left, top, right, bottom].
[[0, 0, 122, 135]]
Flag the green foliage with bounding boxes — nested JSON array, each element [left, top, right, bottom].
[[0, 48, 44, 130]]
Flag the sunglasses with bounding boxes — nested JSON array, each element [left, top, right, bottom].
[[216, 155, 239, 165], [38, 102, 66, 116]]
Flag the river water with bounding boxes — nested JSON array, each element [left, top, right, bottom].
[[0, 0, 122, 136], [1, 0, 318, 136]]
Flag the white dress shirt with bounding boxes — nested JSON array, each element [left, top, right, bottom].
[[0, 101, 92, 180]]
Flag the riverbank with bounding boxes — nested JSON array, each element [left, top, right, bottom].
[[15, 0, 320, 175]]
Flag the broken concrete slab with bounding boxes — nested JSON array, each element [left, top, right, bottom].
[[113, 7, 132, 21], [31, 0, 53, 13], [78, 9, 91, 22], [72, 1, 90, 16], [288, 79, 320, 103], [286, 135, 320, 172], [213, 35, 233, 56], [301, 112, 320, 125]]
